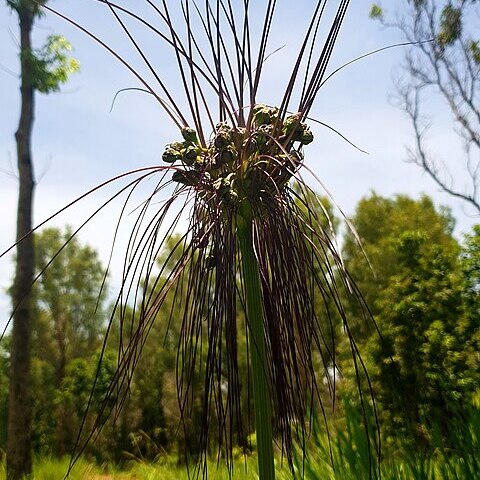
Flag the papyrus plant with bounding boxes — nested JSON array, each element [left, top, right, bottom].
[[3, 1, 379, 478]]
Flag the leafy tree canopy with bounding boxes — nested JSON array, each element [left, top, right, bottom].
[[6, 0, 46, 18], [342, 193, 457, 338], [33, 227, 108, 361], [368, 227, 479, 447], [340, 192, 479, 449], [23, 35, 80, 94]]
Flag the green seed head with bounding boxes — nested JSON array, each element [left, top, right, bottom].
[[181, 127, 199, 144], [252, 104, 273, 126], [220, 145, 236, 166], [214, 132, 230, 150], [163, 144, 183, 163], [232, 127, 246, 145], [256, 124, 274, 149], [283, 113, 302, 137], [166, 104, 314, 202], [299, 126, 314, 145], [183, 145, 199, 166], [172, 169, 201, 186], [214, 123, 233, 149]]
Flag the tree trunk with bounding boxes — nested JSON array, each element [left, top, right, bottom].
[[55, 312, 67, 456], [7, 7, 35, 480]]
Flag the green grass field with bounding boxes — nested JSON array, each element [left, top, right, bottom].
[[0, 455, 479, 480], [1, 440, 479, 480], [1, 402, 478, 479]]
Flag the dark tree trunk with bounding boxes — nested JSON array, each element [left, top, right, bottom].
[[7, 7, 35, 480], [55, 312, 67, 455]]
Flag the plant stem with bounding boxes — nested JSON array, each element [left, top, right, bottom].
[[237, 207, 275, 480]]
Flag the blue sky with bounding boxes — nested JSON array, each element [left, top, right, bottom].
[[0, 1, 478, 328]]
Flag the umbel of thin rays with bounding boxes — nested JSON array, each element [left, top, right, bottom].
[[2, 0, 381, 477]]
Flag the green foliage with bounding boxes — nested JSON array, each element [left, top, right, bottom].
[[470, 41, 480, 64], [341, 194, 479, 451], [437, 5, 463, 47], [33, 227, 107, 359], [461, 224, 480, 374], [370, 230, 478, 446], [59, 353, 119, 461], [369, 4, 383, 20], [26, 227, 108, 455], [0, 455, 287, 480], [30, 356, 56, 455], [6, 0, 46, 18], [292, 398, 480, 479], [1, 203, 477, 473], [342, 193, 456, 338], [22, 35, 80, 93], [462, 225, 480, 304], [1, 421, 480, 480], [56, 358, 91, 423]]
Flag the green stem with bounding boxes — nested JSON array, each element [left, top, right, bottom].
[[237, 208, 275, 480]]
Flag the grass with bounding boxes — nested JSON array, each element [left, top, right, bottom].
[[291, 400, 480, 480], [1, 402, 477, 479], [1, 447, 479, 480], [0, 455, 294, 480], [0, 440, 479, 480]]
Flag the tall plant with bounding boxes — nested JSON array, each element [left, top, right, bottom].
[[3, 1, 377, 478]]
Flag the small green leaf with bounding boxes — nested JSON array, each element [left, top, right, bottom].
[[369, 4, 383, 20], [470, 41, 480, 65]]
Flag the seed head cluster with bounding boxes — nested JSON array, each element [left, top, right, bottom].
[[163, 105, 314, 206]]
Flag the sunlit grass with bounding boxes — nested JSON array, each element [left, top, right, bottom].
[[0, 455, 293, 480], [0, 443, 479, 480]]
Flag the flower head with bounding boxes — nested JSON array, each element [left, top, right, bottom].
[[166, 107, 313, 210]]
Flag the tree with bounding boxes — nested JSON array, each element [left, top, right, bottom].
[[31, 227, 107, 455], [462, 224, 480, 317], [340, 193, 479, 449], [342, 193, 456, 339], [460, 224, 480, 372], [33, 228, 107, 367], [53, 351, 117, 463], [369, 230, 478, 447], [370, 1, 480, 214], [0, 341, 9, 454], [1, 228, 109, 457], [4, 1, 79, 474]]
